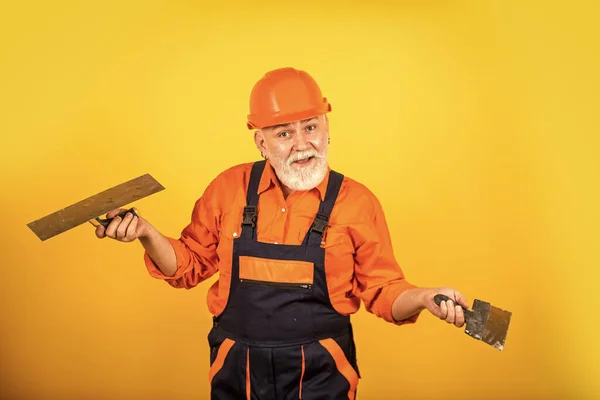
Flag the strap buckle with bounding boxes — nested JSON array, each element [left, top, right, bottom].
[[241, 206, 257, 228], [310, 213, 329, 235]]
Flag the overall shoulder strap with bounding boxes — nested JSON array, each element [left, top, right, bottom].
[[239, 160, 266, 240], [303, 170, 345, 247]]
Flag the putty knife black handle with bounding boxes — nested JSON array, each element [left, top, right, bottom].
[[434, 294, 475, 320], [95, 208, 138, 228]]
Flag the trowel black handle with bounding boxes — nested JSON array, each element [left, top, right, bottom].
[[95, 208, 138, 228], [434, 294, 474, 319]]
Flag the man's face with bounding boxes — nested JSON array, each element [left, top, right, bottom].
[[255, 114, 329, 192]]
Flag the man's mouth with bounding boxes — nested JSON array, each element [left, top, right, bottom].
[[292, 156, 315, 165]]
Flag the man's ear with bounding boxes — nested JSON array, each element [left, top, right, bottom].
[[254, 129, 267, 154]]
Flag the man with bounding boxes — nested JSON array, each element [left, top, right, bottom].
[[96, 67, 468, 399]]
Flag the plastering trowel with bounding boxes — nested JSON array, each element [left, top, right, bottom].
[[27, 173, 165, 241], [434, 294, 512, 351]]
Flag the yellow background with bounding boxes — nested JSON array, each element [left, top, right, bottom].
[[1, 1, 598, 399]]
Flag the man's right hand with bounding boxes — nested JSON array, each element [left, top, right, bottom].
[[95, 208, 177, 276], [95, 208, 148, 242]]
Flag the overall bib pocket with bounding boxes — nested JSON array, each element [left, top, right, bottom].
[[239, 256, 314, 290]]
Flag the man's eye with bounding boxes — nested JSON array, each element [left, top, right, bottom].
[[306, 125, 316, 131], [279, 131, 289, 137]]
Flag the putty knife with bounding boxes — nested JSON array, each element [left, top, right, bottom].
[[27, 173, 165, 241], [434, 294, 512, 351]]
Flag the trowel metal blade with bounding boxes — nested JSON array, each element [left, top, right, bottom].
[[481, 304, 512, 351], [465, 299, 512, 351]]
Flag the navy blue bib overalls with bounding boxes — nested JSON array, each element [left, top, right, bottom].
[[207, 161, 360, 399]]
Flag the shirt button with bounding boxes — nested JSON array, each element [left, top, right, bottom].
[[281, 208, 286, 212], [233, 232, 238, 237]]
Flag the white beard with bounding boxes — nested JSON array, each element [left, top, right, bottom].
[[267, 148, 329, 191]]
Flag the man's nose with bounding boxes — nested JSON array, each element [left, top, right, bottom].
[[292, 129, 310, 150]]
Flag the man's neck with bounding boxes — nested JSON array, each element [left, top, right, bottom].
[[281, 185, 294, 199]]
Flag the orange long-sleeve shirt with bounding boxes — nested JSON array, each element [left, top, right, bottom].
[[144, 161, 419, 325]]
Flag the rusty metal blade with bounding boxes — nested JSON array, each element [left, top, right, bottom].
[[27, 173, 165, 241], [464, 299, 512, 351], [465, 299, 490, 341], [481, 305, 512, 351]]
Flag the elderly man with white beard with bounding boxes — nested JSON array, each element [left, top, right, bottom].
[[95, 67, 468, 400]]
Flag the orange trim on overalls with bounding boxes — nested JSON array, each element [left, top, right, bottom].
[[208, 339, 235, 383], [319, 339, 359, 400], [246, 349, 251, 400], [300, 346, 306, 399]]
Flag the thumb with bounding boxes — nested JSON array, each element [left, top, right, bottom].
[[451, 290, 469, 310], [95, 224, 106, 238]]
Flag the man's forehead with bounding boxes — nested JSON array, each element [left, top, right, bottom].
[[267, 116, 320, 130]]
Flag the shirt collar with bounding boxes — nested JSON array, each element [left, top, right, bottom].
[[258, 160, 330, 201]]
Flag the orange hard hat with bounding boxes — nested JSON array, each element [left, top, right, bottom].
[[246, 67, 332, 130]]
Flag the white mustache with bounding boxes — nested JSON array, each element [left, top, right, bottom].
[[286, 150, 322, 165]]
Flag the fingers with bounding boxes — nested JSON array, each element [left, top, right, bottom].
[[454, 291, 469, 310], [125, 215, 139, 241], [104, 215, 121, 239], [444, 300, 455, 324], [452, 291, 467, 327], [437, 299, 454, 322], [439, 299, 447, 320], [454, 305, 465, 327], [433, 291, 466, 327], [103, 211, 137, 242], [115, 212, 134, 240], [95, 208, 142, 242]]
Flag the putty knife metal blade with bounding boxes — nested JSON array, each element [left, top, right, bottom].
[[27, 173, 165, 241], [434, 294, 512, 351]]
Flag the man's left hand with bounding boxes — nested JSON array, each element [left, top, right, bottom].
[[423, 287, 469, 328]]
